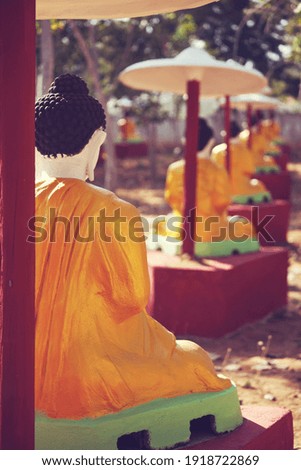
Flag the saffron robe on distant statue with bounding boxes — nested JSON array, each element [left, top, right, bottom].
[[239, 129, 279, 171], [211, 140, 270, 198], [158, 156, 256, 241], [35, 177, 231, 420]]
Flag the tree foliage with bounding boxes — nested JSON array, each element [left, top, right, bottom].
[[191, 0, 300, 97], [36, 15, 196, 99], [36, 2, 301, 101]]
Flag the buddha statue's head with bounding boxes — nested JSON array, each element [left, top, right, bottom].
[[35, 74, 106, 181], [229, 120, 242, 140], [250, 112, 264, 131], [197, 117, 215, 158]]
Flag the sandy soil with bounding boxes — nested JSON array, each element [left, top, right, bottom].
[[94, 150, 301, 449]]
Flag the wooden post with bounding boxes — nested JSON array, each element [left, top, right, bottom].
[[224, 95, 231, 175], [247, 104, 253, 150], [182, 80, 199, 257], [0, 0, 35, 449]]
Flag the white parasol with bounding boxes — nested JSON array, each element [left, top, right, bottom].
[[36, 0, 219, 19], [119, 48, 266, 97], [229, 93, 282, 110]]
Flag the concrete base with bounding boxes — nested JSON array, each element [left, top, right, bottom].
[[179, 406, 294, 450], [252, 171, 291, 200], [36, 403, 293, 451], [227, 200, 290, 246], [147, 247, 288, 338], [35, 385, 242, 450], [115, 141, 148, 158]]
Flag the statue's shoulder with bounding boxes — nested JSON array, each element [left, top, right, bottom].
[[87, 183, 140, 218], [211, 143, 226, 155], [168, 159, 184, 173], [239, 129, 249, 141], [35, 178, 141, 219]]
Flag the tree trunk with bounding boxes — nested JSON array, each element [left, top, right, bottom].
[[69, 20, 118, 191], [41, 20, 54, 94]]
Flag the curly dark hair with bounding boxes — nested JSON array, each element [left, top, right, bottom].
[[198, 118, 214, 151], [230, 120, 242, 138], [35, 74, 106, 157]]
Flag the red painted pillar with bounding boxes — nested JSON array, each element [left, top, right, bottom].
[[256, 109, 262, 134], [183, 80, 199, 257], [247, 104, 253, 150], [224, 95, 231, 175], [0, 0, 35, 449]]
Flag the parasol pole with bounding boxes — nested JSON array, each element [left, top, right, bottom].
[[182, 80, 199, 257], [0, 0, 35, 449], [224, 95, 231, 175], [256, 109, 262, 134], [247, 103, 253, 149]]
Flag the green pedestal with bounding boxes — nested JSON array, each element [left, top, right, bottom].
[[231, 191, 272, 205], [147, 235, 259, 258], [255, 166, 280, 174], [36, 384, 242, 450]]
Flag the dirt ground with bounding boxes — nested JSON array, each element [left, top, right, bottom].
[[94, 149, 301, 450]]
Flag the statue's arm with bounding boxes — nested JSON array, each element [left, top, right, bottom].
[[94, 196, 150, 323]]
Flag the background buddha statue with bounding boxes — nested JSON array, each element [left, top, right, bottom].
[[258, 115, 290, 174], [211, 121, 272, 204], [34, 74, 234, 421], [239, 115, 280, 174], [261, 118, 282, 142], [260, 117, 288, 158], [117, 109, 140, 142], [155, 118, 259, 257]]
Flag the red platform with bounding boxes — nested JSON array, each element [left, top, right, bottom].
[[252, 171, 291, 200], [274, 151, 289, 171], [115, 141, 148, 158], [179, 406, 294, 450], [147, 247, 288, 338], [274, 143, 291, 171], [227, 200, 290, 246]]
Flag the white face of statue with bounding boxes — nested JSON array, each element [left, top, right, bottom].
[[35, 128, 107, 182]]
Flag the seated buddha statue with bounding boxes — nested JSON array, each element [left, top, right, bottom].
[[211, 121, 272, 204], [259, 117, 289, 159], [34, 75, 240, 440], [260, 117, 291, 178], [261, 118, 281, 142], [238, 116, 280, 174], [154, 118, 259, 257], [117, 109, 140, 142]]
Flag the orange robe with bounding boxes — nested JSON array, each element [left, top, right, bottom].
[[160, 156, 255, 241], [35, 177, 231, 419], [211, 140, 269, 198], [118, 118, 139, 141], [239, 129, 279, 171], [260, 120, 281, 141]]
